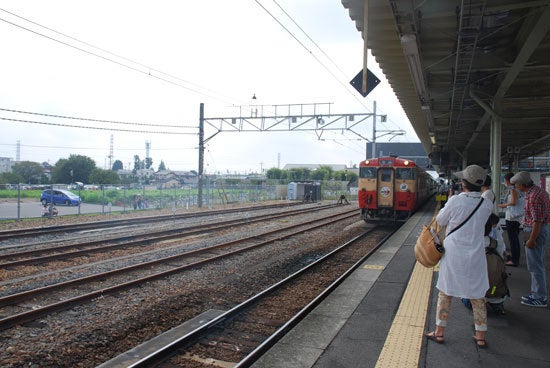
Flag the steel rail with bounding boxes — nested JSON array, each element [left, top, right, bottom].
[[0, 204, 341, 267], [0, 211, 358, 330], [0, 202, 306, 240], [124, 226, 397, 368]]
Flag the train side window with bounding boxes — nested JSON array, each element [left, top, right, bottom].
[[360, 167, 376, 179], [396, 168, 415, 179]]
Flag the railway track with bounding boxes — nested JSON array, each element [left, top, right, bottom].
[[100, 226, 396, 368], [0, 202, 308, 241], [0, 209, 358, 331], [0, 203, 342, 268]]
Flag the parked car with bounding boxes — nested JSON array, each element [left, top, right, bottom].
[[68, 182, 84, 190], [40, 189, 82, 206]]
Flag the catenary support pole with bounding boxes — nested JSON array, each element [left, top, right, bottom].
[[198, 103, 204, 208]]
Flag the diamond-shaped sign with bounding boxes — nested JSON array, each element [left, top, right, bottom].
[[350, 68, 381, 97]]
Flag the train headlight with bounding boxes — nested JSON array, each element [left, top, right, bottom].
[[404, 160, 409, 166], [365, 160, 370, 165]]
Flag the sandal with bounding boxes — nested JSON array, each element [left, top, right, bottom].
[[473, 336, 488, 349], [424, 331, 444, 344]]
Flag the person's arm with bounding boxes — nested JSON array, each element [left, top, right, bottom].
[[498, 188, 517, 208], [525, 221, 542, 249]]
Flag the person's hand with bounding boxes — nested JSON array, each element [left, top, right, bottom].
[[525, 239, 536, 249], [497, 203, 506, 208]]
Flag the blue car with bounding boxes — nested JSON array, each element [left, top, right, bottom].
[[40, 189, 82, 206]]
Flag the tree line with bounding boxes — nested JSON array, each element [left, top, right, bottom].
[[265, 165, 358, 183], [0, 154, 166, 185], [0, 154, 357, 186]]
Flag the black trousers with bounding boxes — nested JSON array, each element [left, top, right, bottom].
[[506, 219, 521, 265]]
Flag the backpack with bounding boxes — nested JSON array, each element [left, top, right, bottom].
[[485, 238, 510, 299]]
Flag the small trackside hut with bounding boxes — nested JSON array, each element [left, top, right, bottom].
[[287, 181, 321, 202], [358, 156, 436, 222]]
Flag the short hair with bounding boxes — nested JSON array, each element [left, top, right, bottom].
[[482, 175, 491, 187], [485, 213, 500, 236], [462, 179, 481, 192], [504, 172, 515, 181]]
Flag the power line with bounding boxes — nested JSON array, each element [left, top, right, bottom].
[[0, 9, 240, 105], [0, 116, 197, 135], [0, 107, 196, 129], [263, 1, 413, 136], [254, 0, 372, 112], [0, 142, 197, 151]]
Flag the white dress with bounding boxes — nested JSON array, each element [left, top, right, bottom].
[[436, 192, 494, 299]]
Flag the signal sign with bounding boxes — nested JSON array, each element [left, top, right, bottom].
[[350, 68, 381, 97]]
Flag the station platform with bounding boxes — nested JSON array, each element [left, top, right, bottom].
[[251, 201, 550, 368]]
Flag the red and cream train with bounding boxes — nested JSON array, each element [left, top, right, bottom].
[[358, 156, 437, 222]]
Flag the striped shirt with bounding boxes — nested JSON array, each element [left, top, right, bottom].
[[523, 185, 550, 226]]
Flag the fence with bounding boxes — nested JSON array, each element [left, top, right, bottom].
[[0, 180, 356, 221]]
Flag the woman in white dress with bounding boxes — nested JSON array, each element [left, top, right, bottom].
[[424, 165, 493, 348]]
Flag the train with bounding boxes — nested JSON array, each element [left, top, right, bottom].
[[358, 156, 437, 222]]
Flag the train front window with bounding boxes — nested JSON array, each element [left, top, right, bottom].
[[396, 168, 415, 179], [360, 167, 376, 179], [380, 168, 392, 182]]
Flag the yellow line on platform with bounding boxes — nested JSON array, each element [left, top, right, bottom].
[[375, 262, 434, 368], [363, 264, 385, 270]]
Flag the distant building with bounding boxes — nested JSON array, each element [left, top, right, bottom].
[[154, 170, 198, 187], [41, 162, 53, 180], [366, 142, 430, 168], [117, 168, 155, 181], [0, 157, 13, 173]]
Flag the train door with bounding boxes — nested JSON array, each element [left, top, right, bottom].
[[377, 168, 394, 208]]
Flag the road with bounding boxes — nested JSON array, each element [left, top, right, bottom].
[[0, 200, 128, 220]]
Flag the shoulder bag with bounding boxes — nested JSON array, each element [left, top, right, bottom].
[[415, 198, 484, 268], [508, 189, 525, 220]]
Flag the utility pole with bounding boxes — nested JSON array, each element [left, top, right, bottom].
[[371, 100, 377, 159], [198, 103, 204, 208], [369, 100, 402, 159]]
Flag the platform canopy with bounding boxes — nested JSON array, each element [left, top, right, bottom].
[[342, 0, 550, 170]]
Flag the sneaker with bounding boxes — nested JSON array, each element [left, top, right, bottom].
[[521, 294, 547, 303], [521, 297, 548, 308]]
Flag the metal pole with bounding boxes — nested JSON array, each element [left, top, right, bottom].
[[374, 101, 377, 158], [17, 183, 21, 221], [198, 103, 204, 208], [78, 187, 81, 215], [101, 185, 105, 214], [362, 0, 369, 95]]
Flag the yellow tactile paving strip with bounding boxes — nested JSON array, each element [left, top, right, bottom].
[[375, 262, 434, 368]]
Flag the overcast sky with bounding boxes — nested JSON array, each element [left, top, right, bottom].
[[0, 0, 418, 174]]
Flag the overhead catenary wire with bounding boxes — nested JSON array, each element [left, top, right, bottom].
[[0, 142, 196, 151], [0, 107, 196, 129], [257, 0, 410, 140], [0, 116, 197, 135], [1, 3, 412, 171], [0, 10, 238, 106]]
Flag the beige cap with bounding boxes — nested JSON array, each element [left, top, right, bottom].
[[510, 171, 532, 186], [454, 165, 487, 186]]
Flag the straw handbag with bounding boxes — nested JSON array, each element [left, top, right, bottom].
[[414, 218, 445, 268], [415, 198, 484, 268]]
